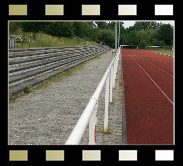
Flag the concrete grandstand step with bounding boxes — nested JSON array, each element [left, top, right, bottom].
[[9, 54, 84, 76], [9, 48, 102, 68], [9, 53, 98, 97], [9, 53, 94, 86], [9, 45, 110, 97], [9, 49, 91, 66], [9, 47, 105, 66], [9, 45, 99, 54], [9, 46, 95, 58], [9, 46, 102, 57]]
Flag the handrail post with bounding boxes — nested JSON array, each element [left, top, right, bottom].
[[113, 61, 115, 88], [89, 101, 98, 145], [110, 66, 113, 102], [104, 75, 110, 131], [113, 56, 116, 88]]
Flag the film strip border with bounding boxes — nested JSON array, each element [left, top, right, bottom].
[[4, 1, 178, 165], [8, 149, 175, 161], [8, 4, 174, 16]]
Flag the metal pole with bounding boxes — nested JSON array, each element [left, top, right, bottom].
[[118, 22, 120, 48], [113, 49, 119, 88], [115, 21, 117, 55]]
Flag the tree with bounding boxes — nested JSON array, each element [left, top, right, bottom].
[[126, 26, 135, 34], [139, 40, 147, 49], [133, 22, 151, 31], [146, 29, 158, 45], [133, 22, 161, 31], [119, 31, 129, 45], [89, 27, 99, 41], [152, 38, 159, 45], [129, 30, 138, 45], [158, 24, 173, 45], [158, 40, 165, 46], [21, 22, 43, 39], [44, 22, 74, 38], [9, 22, 20, 34], [136, 30, 147, 45], [73, 22, 85, 38], [74, 22, 97, 38], [95, 22, 108, 29], [82, 22, 95, 40], [98, 29, 115, 48], [150, 22, 160, 29], [133, 22, 143, 31], [107, 21, 115, 30]]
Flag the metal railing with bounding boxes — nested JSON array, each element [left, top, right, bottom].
[[65, 48, 120, 145]]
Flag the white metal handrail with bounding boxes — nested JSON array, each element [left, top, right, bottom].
[[65, 48, 120, 145]]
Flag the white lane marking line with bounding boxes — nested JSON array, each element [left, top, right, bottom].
[[129, 53, 174, 105], [145, 52, 173, 67], [137, 54, 173, 77]]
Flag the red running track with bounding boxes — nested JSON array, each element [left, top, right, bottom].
[[122, 49, 174, 144]]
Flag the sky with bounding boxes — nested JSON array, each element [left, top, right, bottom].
[[122, 21, 174, 29]]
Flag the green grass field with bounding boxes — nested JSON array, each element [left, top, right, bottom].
[[152, 51, 174, 56]]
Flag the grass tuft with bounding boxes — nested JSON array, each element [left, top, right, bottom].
[[24, 84, 32, 94], [98, 127, 113, 134], [152, 51, 174, 56]]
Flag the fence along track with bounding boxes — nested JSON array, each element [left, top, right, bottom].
[[9, 45, 111, 98], [65, 48, 120, 145]]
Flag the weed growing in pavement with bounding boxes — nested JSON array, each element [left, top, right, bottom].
[[24, 84, 32, 94], [9, 91, 26, 103], [98, 127, 113, 134], [9, 93, 16, 102], [119, 81, 123, 86]]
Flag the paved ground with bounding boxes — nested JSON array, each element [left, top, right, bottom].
[[9, 50, 123, 145]]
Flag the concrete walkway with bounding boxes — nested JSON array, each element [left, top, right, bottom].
[[9, 50, 123, 145]]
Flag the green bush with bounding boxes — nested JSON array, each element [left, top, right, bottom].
[[98, 29, 115, 48], [158, 40, 165, 46], [139, 40, 147, 49]]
